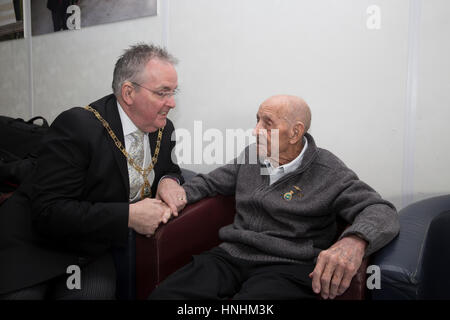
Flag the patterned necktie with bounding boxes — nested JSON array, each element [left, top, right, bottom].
[[128, 130, 145, 200]]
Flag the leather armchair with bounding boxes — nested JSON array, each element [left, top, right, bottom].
[[136, 194, 370, 300], [371, 195, 450, 300]]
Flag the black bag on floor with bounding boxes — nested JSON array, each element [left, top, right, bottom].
[[0, 116, 49, 159], [0, 148, 36, 192], [0, 115, 49, 194]]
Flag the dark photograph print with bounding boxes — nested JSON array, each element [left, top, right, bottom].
[[31, 0, 158, 36], [0, 0, 24, 42]]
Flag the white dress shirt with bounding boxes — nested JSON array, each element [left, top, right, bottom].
[[264, 137, 308, 185], [117, 102, 154, 202]]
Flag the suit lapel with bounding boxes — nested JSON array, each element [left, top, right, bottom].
[[148, 131, 157, 159], [148, 131, 157, 177], [97, 96, 130, 195], [148, 128, 163, 174]]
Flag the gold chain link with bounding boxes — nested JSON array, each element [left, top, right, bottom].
[[84, 105, 163, 178]]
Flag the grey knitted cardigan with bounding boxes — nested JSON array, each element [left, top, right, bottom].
[[182, 133, 399, 264]]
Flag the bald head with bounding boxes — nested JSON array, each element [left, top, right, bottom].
[[255, 95, 311, 165], [261, 95, 311, 133]]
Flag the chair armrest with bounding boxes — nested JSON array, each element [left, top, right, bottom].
[[334, 256, 370, 300], [135, 195, 235, 299], [332, 223, 370, 300], [371, 195, 450, 300]]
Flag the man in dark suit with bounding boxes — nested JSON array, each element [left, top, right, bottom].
[[0, 43, 187, 299]]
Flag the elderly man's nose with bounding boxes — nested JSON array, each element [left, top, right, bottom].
[[253, 121, 262, 136]]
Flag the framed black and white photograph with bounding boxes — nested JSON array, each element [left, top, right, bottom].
[[31, 0, 158, 36], [0, 0, 23, 42]]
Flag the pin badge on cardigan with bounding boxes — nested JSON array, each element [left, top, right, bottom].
[[283, 186, 303, 201]]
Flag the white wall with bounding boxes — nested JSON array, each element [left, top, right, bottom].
[[0, 0, 449, 210], [0, 0, 163, 120], [169, 0, 410, 209], [413, 0, 450, 202], [0, 38, 29, 119], [31, 14, 162, 121]]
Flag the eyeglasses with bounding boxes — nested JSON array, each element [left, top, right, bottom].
[[131, 82, 179, 99]]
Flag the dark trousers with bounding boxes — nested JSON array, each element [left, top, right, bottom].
[[51, 10, 67, 31], [0, 253, 116, 300], [150, 247, 316, 300]]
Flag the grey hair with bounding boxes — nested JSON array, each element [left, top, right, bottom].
[[112, 43, 177, 96]]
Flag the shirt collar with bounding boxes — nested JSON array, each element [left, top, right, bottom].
[[264, 136, 309, 173], [117, 101, 139, 136]]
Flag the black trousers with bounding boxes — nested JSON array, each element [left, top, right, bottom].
[[149, 247, 316, 300], [0, 253, 116, 300]]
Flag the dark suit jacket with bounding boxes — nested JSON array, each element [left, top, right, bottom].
[[0, 94, 183, 294]]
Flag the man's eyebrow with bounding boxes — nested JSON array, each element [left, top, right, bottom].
[[257, 112, 273, 120], [157, 85, 178, 91], [257, 111, 275, 123]]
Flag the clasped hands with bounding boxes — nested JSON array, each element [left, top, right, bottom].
[[128, 178, 187, 237]]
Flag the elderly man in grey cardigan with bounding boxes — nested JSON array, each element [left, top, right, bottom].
[[153, 95, 399, 300]]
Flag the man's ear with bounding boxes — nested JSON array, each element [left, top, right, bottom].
[[290, 122, 305, 144], [121, 82, 135, 106]]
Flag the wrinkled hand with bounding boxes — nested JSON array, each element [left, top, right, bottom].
[[128, 198, 172, 237], [309, 235, 367, 299], [156, 177, 187, 217]]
